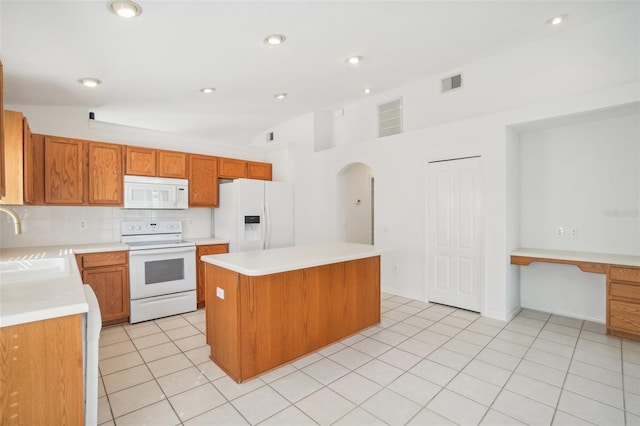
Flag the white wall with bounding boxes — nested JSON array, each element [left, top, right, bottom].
[[337, 163, 373, 244], [517, 105, 640, 322], [520, 107, 640, 254], [251, 5, 639, 320]]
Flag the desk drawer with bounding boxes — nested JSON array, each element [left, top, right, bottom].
[[610, 282, 640, 300], [610, 266, 640, 283], [609, 300, 640, 334]]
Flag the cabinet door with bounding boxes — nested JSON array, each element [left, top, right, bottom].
[[44, 136, 84, 204], [0, 110, 24, 204], [189, 154, 218, 207], [125, 146, 156, 176], [247, 161, 272, 181], [83, 266, 130, 323], [196, 244, 229, 306], [218, 157, 247, 179], [157, 150, 187, 178], [88, 142, 123, 205]]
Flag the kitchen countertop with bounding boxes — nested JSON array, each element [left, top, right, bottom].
[[201, 242, 386, 276], [184, 237, 230, 246], [0, 242, 128, 328]]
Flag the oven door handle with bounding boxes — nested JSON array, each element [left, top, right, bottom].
[[129, 246, 195, 257]]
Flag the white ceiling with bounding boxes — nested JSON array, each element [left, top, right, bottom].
[[1, 1, 634, 145]]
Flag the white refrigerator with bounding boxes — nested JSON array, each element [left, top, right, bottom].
[[214, 178, 294, 252]]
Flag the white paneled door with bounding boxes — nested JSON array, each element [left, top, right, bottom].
[[427, 156, 483, 312]]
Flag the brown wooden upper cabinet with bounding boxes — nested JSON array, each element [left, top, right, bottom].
[[189, 154, 218, 207], [1, 110, 31, 205], [247, 161, 272, 181], [125, 146, 187, 179], [125, 146, 156, 176], [158, 150, 187, 178], [88, 142, 123, 205], [218, 157, 272, 181], [28, 135, 124, 206], [44, 136, 84, 204]]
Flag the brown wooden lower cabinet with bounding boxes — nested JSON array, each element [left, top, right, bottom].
[[76, 251, 130, 326], [607, 265, 640, 341], [0, 314, 84, 425], [196, 243, 229, 308], [205, 256, 380, 382]]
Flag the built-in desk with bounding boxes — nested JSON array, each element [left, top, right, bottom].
[[511, 248, 640, 341]]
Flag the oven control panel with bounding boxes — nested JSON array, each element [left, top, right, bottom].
[[121, 220, 183, 236]]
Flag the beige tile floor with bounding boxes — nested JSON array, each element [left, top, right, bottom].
[[97, 294, 640, 425]]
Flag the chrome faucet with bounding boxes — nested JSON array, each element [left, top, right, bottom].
[[0, 206, 22, 234]]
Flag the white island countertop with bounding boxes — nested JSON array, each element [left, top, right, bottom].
[[201, 242, 387, 276], [0, 242, 129, 328]]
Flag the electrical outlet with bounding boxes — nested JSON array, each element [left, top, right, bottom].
[[570, 228, 578, 238], [556, 227, 564, 237], [79, 220, 87, 230], [187, 218, 194, 227]]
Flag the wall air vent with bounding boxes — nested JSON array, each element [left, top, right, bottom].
[[441, 74, 462, 92], [378, 98, 403, 138]]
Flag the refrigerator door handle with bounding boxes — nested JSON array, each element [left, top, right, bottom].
[[260, 203, 267, 249], [265, 202, 271, 249]]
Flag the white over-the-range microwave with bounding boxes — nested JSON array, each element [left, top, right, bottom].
[[124, 175, 189, 209]]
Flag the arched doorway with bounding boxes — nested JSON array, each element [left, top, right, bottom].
[[337, 163, 374, 244]]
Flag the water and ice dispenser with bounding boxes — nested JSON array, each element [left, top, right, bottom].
[[244, 215, 261, 241]]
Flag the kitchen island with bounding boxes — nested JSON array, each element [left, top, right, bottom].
[[201, 242, 384, 382]]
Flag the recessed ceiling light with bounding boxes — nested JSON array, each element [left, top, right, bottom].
[[274, 93, 287, 100], [200, 87, 216, 94], [79, 78, 101, 88], [546, 14, 567, 25], [108, 0, 142, 18], [363, 88, 372, 94], [264, 34, 286, 45], [345, 56, 364, 65]]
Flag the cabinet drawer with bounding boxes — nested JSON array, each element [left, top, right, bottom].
[[609, 266, 640, 283], [80, 251, 128, 268], [610, 282, 640, 300], [609, 300, 640, 334]]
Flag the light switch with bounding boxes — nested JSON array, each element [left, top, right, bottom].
[[216, 287, 225, 300]]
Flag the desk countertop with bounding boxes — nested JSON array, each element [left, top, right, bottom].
[[511, 248, 640, 268]]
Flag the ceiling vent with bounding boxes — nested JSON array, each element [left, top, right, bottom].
[[441, 74, 462, 92], [378, 98, 403, 138]]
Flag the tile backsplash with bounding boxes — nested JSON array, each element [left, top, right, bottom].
[[0, 206, 213, 248]]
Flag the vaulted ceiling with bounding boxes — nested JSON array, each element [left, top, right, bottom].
[[1, 1, 634, 145]]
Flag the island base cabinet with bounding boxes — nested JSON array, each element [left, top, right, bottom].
[[205, 256, 380, 382], [0, 314, 84, 425]]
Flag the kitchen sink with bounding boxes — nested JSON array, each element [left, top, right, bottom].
[[0, 257, 70, 282]]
